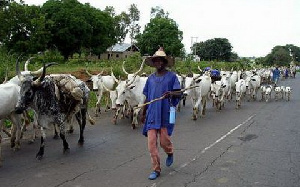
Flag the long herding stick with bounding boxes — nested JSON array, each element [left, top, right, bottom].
[[134, 85, 199, 109]]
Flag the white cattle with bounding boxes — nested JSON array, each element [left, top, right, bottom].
[[229, 70, 238, 98], [211, 80, 226, 110], [220, 71, 232, 101], [86, 69, 117, 116], [0, 83, 23, 166], [235, 79, 246, 109], [176, 74, 186, 112], [184, 72, 211, 120], [280, 86, 285, 99], [265, 85, 273, 102], [285, 86, 291, 101], [113, 74, 147, 129], [245, 74, 261, 101], [274, 86, 281, 101]]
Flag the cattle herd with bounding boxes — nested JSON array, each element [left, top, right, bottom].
[[0, 58, 296, 167]]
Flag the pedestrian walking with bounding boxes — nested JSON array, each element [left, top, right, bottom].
[[141, 47, 182, 180]]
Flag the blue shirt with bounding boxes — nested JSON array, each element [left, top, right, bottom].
[[142, 71, 181, 137]]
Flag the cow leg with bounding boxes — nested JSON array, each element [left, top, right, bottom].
[[53, 124, 60, 139], [36, 127, 46, 160], [0, 120, 3, 166], [132, 108, 140, 129], [76, 109, 86, 145], [95, 91, 103, 116], [59, 123, 70, 153], [10, 114, 22, 150], [112, 108, 121, 124], [201, 98, 207, 116]]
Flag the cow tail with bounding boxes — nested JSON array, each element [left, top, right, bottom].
[[87, 111, 95, 125]]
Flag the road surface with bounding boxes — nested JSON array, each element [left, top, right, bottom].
[[0, 76, 299, 187]]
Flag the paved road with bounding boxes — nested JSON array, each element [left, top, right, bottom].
[[0, 76, 299, 187]]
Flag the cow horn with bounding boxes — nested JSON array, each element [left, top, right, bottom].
[[126, 74, 137, 87], [198, 66, 202, 73], [122, 61, 129, 75], [134, 59, 145, 76], [16, 55, 25, 82], [85, 68, 93, 77], [110, 68, 119, 84], [30, 62, 58, 75], [24, 57, 35, 71], [32, 63, 46, 86]]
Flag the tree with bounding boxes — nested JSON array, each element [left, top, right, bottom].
[[192, 38, 233, 61], [128, 4, 140, 49], [104, 6, 129, 43], [136, 7, 184, 57], [0, 1, 50, 54], [41, 0, 117, 60]]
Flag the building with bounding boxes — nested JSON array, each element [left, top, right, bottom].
[[99, 43, 140, 60]]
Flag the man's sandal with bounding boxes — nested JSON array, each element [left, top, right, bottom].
[[148, 171, 160, 180]]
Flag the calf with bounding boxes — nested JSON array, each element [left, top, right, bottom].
[[274, 86, 281, 101], [285, 86, 291, 101]]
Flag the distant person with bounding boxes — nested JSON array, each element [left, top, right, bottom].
[[141, 47, 182, 180], [273, 67, 280, 86], [211, 69, 221, 83]]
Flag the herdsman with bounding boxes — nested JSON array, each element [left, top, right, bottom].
[[141, 47, 182, 180]]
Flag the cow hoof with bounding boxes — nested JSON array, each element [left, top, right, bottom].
[[112, 119, 117, 125], [78, 140, 84, 146], [63, 148, 70, 154], [36, 152, 44, 160], [10, 142, 15, 149], [192, 116, 197, 120], [131, 124, 136, 129], [67, 129, 74, 134], [28, 140, 35, 144], [53, 134, 59, 139]]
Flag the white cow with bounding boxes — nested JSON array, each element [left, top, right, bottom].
[[245, 74, 261, 101], [0, 83, 23, 166], [274, 86, 281, 101], [265, 85, 273, 102], [285, 86, 291, 101], [235, 79, 246, 109], [184, 72, 211, 120], [86, 69, 117, 116], [211, 80, 226, 110], [113, 74, 147, 129]]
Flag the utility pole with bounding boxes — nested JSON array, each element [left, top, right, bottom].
[[190, 37, 198, 56]]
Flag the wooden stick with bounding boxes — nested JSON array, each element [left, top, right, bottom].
[[134, 85, 199, 109]]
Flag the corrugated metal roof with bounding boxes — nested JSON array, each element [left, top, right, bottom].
[[107, 43, 131, 52], [107, 43, 139, 52]]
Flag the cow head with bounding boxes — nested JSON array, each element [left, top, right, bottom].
[[86, 69, 104, 91], [15, 59, 46, 114]]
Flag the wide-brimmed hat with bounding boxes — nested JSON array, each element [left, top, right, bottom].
[[145, 47, 175, 67]]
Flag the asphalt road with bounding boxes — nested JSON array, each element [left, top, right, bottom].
[[0, 76, 299, 187]]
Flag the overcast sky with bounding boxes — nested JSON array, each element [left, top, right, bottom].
[[25, 0, 299, 57]]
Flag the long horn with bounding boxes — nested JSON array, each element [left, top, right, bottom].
[[122, 61, 129, 75], [30, 62, 58, 75], [16, 55, 24, 82], [198, 66, 202, 72], [32, 63, 46, 86], [85, 68, 93, 77], [3, 66, 8, 83], [24, 57, 35, 71], [110, 68, 119, 84], [126, 74, 137, 87], [193, 74, 201, 80], [134, 59, 145, 76]]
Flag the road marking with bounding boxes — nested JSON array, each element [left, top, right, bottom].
[[150, 114, 256, 187]]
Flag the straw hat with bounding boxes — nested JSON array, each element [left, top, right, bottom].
[[145, 47, 175, 67]]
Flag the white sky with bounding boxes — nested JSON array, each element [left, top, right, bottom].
[[24, 0, 300, 57]]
